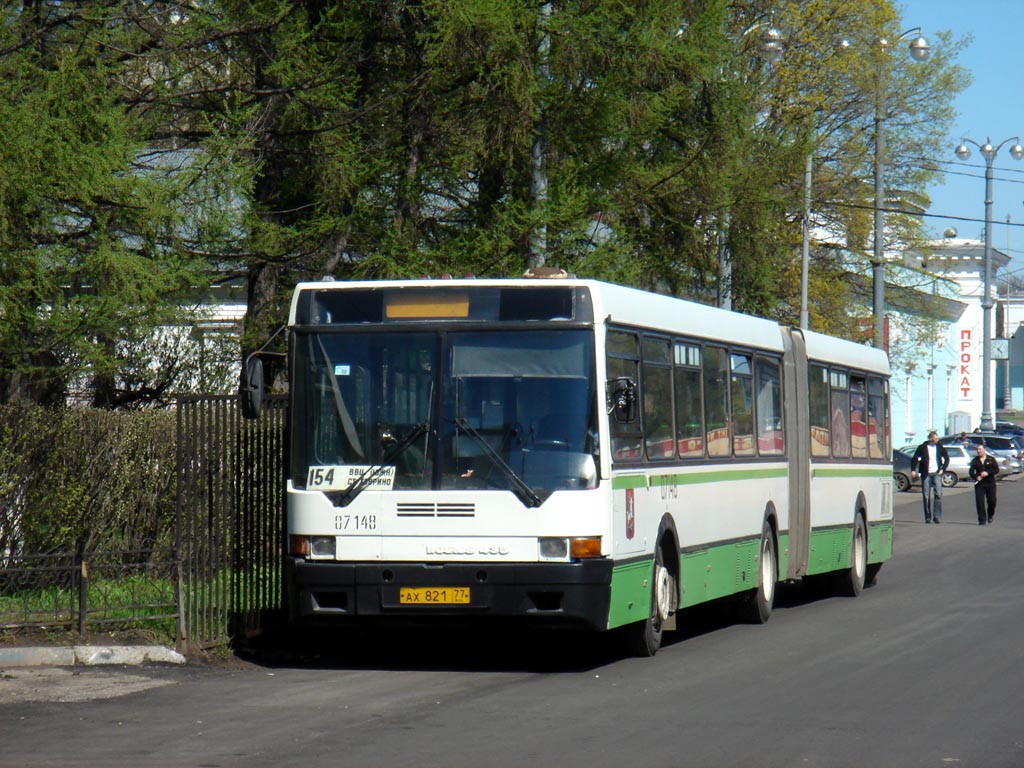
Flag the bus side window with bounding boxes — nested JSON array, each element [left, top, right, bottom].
[[642, 337, 673, 460], [809, 364, 830, 457], [831, 370, 850, 458], [730, 353, 754, 457], [850, 376, 867, 458], [674, 342, 704, 458], [703, 346, 729, 457], [755, 357, 784, 456], [868, 377, 886, 459], [607, 330, 642, 461]]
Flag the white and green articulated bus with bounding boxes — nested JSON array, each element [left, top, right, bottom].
[[242, 276, 892, 656]]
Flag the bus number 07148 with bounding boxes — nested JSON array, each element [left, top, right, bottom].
[[334, 515, 377, 531]]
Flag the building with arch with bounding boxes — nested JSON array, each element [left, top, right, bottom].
[[893, 237, 1012, 443]]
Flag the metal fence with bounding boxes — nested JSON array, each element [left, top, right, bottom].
[[0, 395, 285, 651], [0, 549, 177, 635], [176, 394, 286, 649]]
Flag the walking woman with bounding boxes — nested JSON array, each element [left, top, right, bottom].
[[969, 443, 1000, 525]]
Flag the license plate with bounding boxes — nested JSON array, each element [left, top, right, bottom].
[[399, 587, 470, 605]]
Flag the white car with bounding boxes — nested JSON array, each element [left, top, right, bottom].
[[939, 444, 978, 487], [939, 435, 1022, 476], [898, 443, 1010, 488]]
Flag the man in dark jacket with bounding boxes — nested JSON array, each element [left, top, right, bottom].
[[969, 443, 1000, 525], [910, 430, 950, 523]]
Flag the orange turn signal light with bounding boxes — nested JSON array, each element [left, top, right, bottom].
[[570, 537, 602, 559]]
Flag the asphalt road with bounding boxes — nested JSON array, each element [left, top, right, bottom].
[[3, 475, 1024, 768]]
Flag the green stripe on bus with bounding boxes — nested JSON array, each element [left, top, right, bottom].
[[677, 537, 761, 609], [612, 467, 787, 490], [805, 519, 894, 575], [611, 475, 649, 490], [813, 468, 893, 479], [608, 536, 766, 628], [608, 559, 652, 629], [869, 520, 894, 564], [607, 523, 891, 629]]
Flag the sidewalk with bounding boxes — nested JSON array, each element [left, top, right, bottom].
[[0, 644, 185, 668]]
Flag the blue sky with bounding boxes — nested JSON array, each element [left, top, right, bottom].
[[899, 0, 1024, 270]]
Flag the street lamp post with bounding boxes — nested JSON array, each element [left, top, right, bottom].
[[800, 152, 811, 329], [954, 136, 1024, 431], [528, 1, 553, 269], [871, 28, 931, 350]]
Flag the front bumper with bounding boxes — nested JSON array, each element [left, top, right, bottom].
[[284, 557, 614, 631]]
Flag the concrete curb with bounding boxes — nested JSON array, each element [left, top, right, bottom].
[[0, 645, 186, 668]]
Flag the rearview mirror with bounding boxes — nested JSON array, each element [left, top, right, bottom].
[[606, 377, 637, 424], [239, 356, 264, 419]]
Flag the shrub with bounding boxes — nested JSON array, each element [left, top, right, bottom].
[[0, 403, 177, 559]]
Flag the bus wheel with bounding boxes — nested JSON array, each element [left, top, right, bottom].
[[837, 514, 867, 597], [625, 546, 671, 657], [739, 521, 776, 624], [865, 562, 882, 586]]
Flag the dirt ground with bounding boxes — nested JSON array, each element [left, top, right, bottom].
[[0, 626, 258, 705], [0, 665, 179, 705]]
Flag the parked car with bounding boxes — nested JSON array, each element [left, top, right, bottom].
[[894, 444, 978, 490], [1005, 434, 1024, 459], [995, 421, 1024, 437], [939, 434, 1022, 474], [893, 449, 915, 492], [939, 443, 1011, 486]]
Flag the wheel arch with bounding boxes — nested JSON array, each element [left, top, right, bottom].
[[762, 501, 780, 579], [842, 495, 870, 597], [655, 513, 681, 605], [854, 490, 868, 524]]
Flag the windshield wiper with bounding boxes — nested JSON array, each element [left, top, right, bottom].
[[332, 422, 430, 507], [453, 417, 542, 508]]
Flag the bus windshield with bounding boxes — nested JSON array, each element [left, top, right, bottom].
[[291, 329, 599, 500]]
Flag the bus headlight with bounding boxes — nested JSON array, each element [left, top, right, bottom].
[[289, 535, 336, 559], [538, 537, 603, 560], [538, 537, 568, 560], [310, 536, 336, 558]]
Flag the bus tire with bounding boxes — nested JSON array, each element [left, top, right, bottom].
[[624, 546, 671, 657], [865, 562, 882, 586], [739, 521, 776, 624], [837, 514, 867, 597]]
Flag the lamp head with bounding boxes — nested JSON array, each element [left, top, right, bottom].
[[908, 35, 931, 61], [758, 26, 784, 62], [955, 142, 970, 161]]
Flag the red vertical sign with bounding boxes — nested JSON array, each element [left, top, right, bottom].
[[960, 328, 972, 398]]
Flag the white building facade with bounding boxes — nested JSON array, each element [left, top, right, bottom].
[[892, 238, 1011, 444]]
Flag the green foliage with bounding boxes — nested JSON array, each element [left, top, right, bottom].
[[765, 0, 969, 332], [0, 404, 178, 556], [0, 3, 217, 405], [0, 0, 974, 392]]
